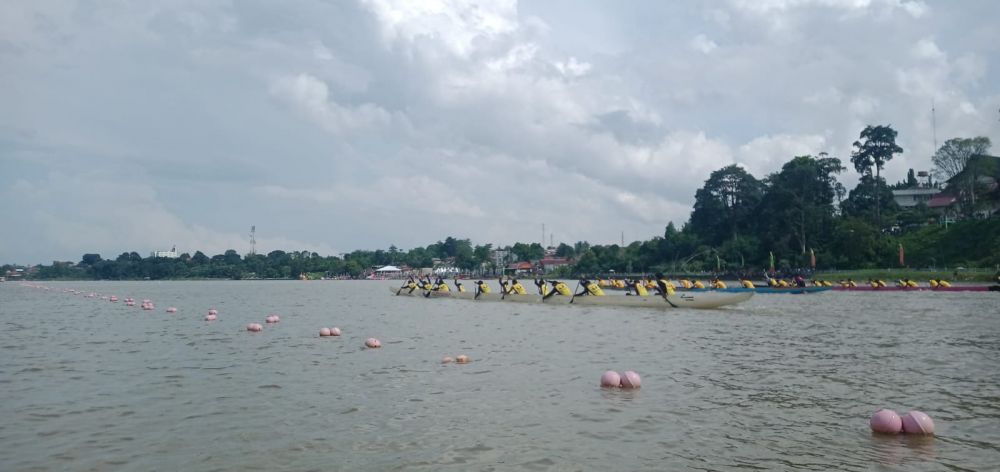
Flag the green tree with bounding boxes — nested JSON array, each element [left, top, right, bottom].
[[840, 175, 899, 223], [80, 254, 102, 266], [689, 165, 764, 245], [851, 125, 903, 229], [758, 155, 845, 256]]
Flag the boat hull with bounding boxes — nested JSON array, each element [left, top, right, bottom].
[[832, 285, 997, 292], [388, 287, 753, 309]]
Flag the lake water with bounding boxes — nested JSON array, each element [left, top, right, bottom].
[[1, 280, 998, 471]]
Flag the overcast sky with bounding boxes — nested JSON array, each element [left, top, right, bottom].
[[2, 0, 998, 264]]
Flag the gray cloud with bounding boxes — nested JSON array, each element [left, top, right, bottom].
[[1, 0, 997, 264]]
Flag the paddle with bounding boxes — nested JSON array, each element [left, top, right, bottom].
[[657, 280, 679, 308], [569, 280, 582, 304], [500, 277, 508, 300], [396, 278, 410, 295]]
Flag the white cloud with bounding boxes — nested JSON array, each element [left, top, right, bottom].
[[269, 73, 394, 134], [911, 37, 945, 61], [737, 134, 830, 176], [690, 34, 718, 54]]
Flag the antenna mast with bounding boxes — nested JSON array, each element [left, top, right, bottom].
[[932, 101, 938, 152], [250, 225, 256, 256]]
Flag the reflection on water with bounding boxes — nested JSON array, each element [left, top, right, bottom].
[[1, 281, 998, 471]]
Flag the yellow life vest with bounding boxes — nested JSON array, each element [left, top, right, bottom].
[[822, 280, 832, 287], [539, 283, 551, 296], [407, 282, 417, 289], [634, 283, 648, 296], [779, 280, 790, 287], [422, 282, 433, 290], [436, 283, 450, 292], [768, 278, 779, 287], [712, 280, 727, 289], [477, 282, 491, 294], [929, 280, 939, 288], [906, 280, 918, 288], [877, 280, 887, 287], [456, 283, 466, 292], [554, 282, 572, 296], [680, 279, 693, 289], [585, 282, 605, 296], [939, 280, 951, 288], [742, 280, 755, 288], [645, 281, 657, 289], [511, 283, 527, 295], [693, 280, 705, 289]]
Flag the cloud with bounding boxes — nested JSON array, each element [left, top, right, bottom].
[[690, 34, 718, 54], [1, 0, 998, 264], [269, 73, 394, 134]]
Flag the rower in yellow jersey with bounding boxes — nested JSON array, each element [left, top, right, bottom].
[[543, 280, 572, 300], [475, 280, 491, 299], [574, 279, 606, 296], [508, 279, 528, 295], [628, 279, 649, 296], [534, 278, 551, 296]]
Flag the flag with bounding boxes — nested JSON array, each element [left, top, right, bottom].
[[769, 251, 775, 272], [898, 244, 905, 267], [810, 249, 816, 268]]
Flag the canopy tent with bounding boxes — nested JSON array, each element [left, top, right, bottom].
[[375, 265, 402, 272]]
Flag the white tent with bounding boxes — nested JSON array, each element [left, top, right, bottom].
[[375, 265, 402, 272]]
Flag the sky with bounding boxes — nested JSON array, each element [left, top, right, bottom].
[[1, 0, 998, 265]]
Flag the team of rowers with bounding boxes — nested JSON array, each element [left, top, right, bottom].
[[398, 274, 687, 299], [400, 274, 960, 295]]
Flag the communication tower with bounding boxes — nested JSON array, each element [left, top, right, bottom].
[[250, 225, 256, 256]]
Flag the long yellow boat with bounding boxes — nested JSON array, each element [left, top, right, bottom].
[[389, 287, 752, 309]]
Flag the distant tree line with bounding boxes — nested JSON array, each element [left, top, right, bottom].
[[10, 126, 998, 281]]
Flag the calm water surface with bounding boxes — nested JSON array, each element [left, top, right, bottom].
[[1, 281, 998, 471]]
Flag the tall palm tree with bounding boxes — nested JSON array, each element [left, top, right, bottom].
[[851, 125, 903, 230]]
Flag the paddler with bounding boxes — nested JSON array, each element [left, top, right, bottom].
[[453, 278, 466, 292], [507, 278, 528, 295], [626, 278, 649, 296], [575, 279, 606, 296], [474, 280, 491, 299], [433, 277, 450, 292], [400, 277, 419, 294], [534, 278, 551, 296], [741, 279, 755, 288], [543, 280, 572, 299], [711, 278, 727, 289], [424, 276, 450, 297], [692, 280, 706, 289], [652, 273, 674, 297]]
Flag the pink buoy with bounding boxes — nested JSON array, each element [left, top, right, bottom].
[[365, 338, 381, 348], [600, 370, 621, 388], [901, 411, 935, 435], [109, 296, 118, 302], [166, 307, 177, 313], [456, 354, 470, 364], [204, 313, 217, 321], [870, 409, 903, 434], [265, 314, 280, 323], [208, 309, 218, 316], [330, 327, 341, 336], [441, 356, 454, 364], [620, 370, 642, 389], [319, 328, 331, 337], [247, 323, 263, 332]]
